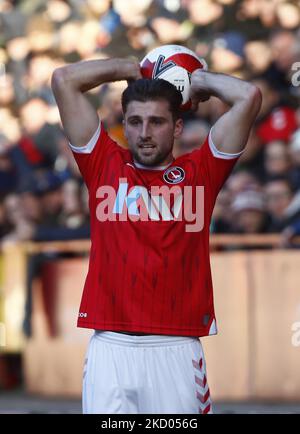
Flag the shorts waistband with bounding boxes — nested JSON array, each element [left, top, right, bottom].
[[94, 331, 198, 347]]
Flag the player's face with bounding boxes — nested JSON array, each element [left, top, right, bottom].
[[124, 99, 183, 166]]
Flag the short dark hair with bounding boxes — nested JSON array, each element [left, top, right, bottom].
[[121, 79, 183, 121]]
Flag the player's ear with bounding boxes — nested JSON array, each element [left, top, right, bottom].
[[174, 118, 183, 139]]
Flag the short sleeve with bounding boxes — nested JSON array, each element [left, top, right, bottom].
[[69, 121, 118, 189]]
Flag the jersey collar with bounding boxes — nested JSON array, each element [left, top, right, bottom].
[[132, 158, 174, 171]]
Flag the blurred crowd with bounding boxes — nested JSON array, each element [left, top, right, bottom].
[[1, 0, 300, 246]]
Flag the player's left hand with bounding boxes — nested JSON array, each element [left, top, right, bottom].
[[190, 69, 211, 110]]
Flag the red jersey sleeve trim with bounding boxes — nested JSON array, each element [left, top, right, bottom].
[[68, 121, 101, 154], [208, 127, 245, 160]]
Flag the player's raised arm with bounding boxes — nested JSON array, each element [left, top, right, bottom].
[[190, 70, 262, 154], [51, 58, 142, 147]]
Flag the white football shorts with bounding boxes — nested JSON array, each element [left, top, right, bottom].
[[82, 331, 212, 414]]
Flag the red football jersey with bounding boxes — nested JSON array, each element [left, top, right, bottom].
[[70, 122, 241, 337]]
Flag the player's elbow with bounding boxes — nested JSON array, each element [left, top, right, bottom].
[[51, 67, 71, 93], [245, 84, 262, 114]]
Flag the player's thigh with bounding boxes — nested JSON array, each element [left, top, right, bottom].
[[82, 334, 139, 414], [142, 339, 212, 414], [82, 334, 120, 413]]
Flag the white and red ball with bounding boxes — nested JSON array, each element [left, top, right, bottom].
[[140, 44, 207, 111]]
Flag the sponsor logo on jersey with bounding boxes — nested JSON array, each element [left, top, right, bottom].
[[79, 312, 88, 318], [163, 166, 185, 184], [95, 178, 204, 232]]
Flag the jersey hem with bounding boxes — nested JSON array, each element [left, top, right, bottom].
[[77, 321, 217, 338]]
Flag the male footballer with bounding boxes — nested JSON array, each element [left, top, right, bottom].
[[51, 57, 261, 414]]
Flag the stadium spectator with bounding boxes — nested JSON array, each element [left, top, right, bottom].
[[226, 170, 262, 197], [253, 77, 298, 145], [0, 0, 300, 247], [244, 39, 272, 76], [210, 31, 246, 74], [264, 177, 300, 232], [263, 140, 291, 182], [211, 188, 232, 233], [230, 189, 269, 234], [18, 98, 62, 173]]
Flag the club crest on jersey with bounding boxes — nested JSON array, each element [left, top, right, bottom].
[[163, 167, 185, 184]]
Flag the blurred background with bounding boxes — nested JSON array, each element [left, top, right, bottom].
[[0, 0, 300, 414]]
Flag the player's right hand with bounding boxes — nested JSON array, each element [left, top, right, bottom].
[[125, 59, 142, 85]]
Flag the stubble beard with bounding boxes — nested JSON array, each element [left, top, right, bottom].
[[130, 143, 173, 167]]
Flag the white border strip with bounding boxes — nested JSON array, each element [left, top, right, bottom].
[[69, 121, 101, 154], [208, 128, 244, 160]]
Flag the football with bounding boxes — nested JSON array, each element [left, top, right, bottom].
[[140, 44, 207, 111]]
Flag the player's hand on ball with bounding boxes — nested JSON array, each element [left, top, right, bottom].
[[125, 59, 143, 85], [190, 69, 211, 110]]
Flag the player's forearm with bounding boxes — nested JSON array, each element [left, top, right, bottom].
[[52, 58, 141, 93], [191, 70, 260, 107]]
